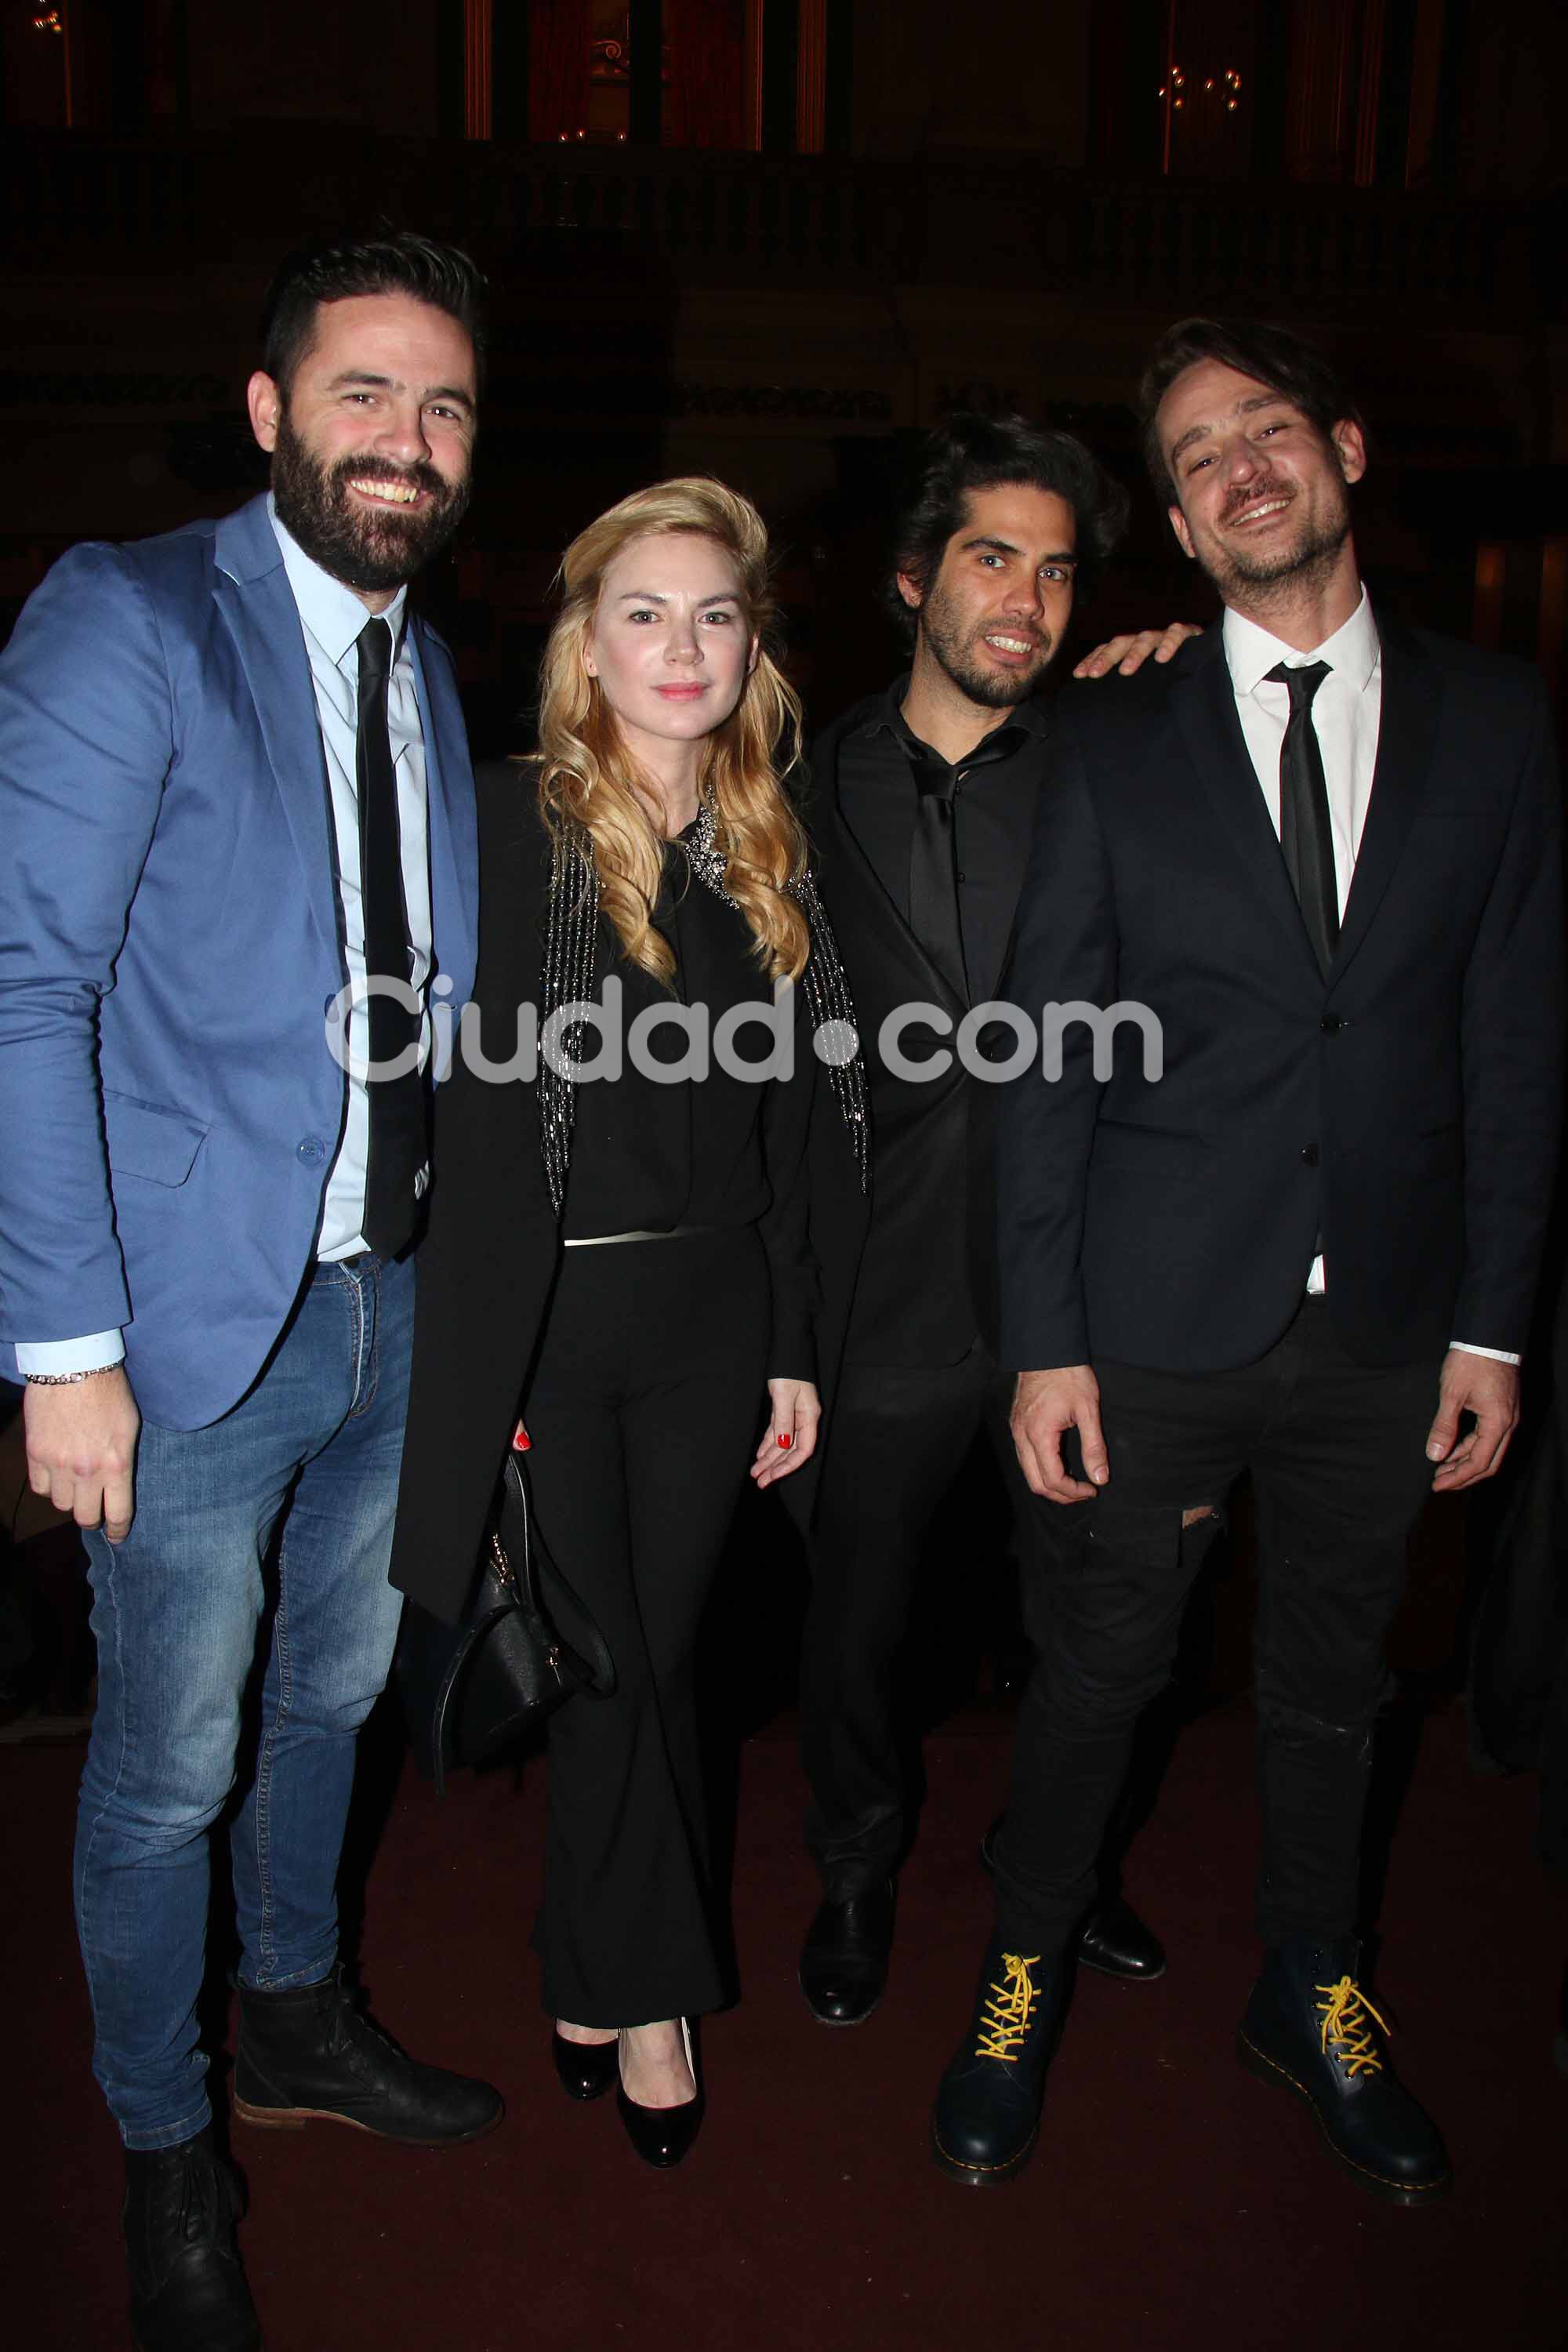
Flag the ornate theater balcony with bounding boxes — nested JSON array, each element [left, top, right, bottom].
[[2, 129, 1556, 327]]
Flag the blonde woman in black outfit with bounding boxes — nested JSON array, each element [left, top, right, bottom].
[[390, 479, 865, 2167]]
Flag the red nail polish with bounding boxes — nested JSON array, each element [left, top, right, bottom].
[[513, 1422, 532, 1452], [777, 1432, 792, 1450]]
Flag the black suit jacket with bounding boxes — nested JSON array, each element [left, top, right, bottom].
[[998, 613, 1564, 1375], [389, 770, 562, 1621], [800, 695, 1048, 1398]]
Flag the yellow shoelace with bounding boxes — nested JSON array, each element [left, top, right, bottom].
[[1316, 1975, 1388, 2078], [975, 1953, 1043, 2062]]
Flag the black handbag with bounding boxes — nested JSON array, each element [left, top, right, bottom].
[[397, 1449, 615, 1795]]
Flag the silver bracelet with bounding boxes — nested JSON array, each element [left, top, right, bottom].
[[23, 1364, 121, 1386]]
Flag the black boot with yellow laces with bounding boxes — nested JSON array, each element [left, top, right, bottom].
[[1238, 1936, 1450, 2204], [930, 1936, 1063, 2187]]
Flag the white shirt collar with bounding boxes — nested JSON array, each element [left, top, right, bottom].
[[1222, 583, 1379, 700], [268, 493, 408, 670]]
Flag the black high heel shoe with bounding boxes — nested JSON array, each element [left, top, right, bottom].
[[615, 2020, 704, 2168], [551, 2028, 619, 2103]]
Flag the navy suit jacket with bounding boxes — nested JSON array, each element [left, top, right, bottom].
[[0, 494, 478, 1427], [998, 613, 1563, 1374]]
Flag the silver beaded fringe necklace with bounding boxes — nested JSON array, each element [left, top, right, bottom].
[[538, 804, 869, 1217]]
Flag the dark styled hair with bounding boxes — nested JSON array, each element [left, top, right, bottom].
[[259, 230, 489, 397], [1138, 318, 1364, 506], [885, 412, 1130, 643]]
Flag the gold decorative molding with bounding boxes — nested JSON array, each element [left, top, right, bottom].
[[465, 0, 493, 142], [796, 0, 826, 155]]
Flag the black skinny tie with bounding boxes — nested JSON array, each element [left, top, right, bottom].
[[908, 757, 967, 1000], [355, 617, 425, 1259], [1267, 659, 1339, 979]]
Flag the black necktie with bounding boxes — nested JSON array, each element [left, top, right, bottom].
[[355, 617, 425, 1258], [1268, 659, 1339, 979], [908, 753, 967, 1000]]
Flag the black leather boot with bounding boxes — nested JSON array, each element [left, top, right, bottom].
[[1238, 1936, 1450, 2204], [930, 1936, 1063, 2187], [798, 1880, 895, 2025], [234, 1964, 503, 2145], [125, 2128, 260, 2352], [978, 1821, 1167, 1982]]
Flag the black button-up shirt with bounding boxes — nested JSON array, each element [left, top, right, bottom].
[[835, 675, 1051, 1003]]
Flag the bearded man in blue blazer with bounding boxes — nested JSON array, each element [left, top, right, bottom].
[[0, 232, 496, 2352]]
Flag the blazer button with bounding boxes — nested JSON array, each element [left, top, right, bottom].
[[1319, 1014, 1345, 1033], [297, 1137, 326, 1165], [1301, 1142, 1319, 1167]]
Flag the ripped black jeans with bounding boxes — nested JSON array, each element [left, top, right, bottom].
[[993, 1299, 1443, 1953]]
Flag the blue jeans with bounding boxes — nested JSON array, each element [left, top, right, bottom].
[[74, 1254, 413, 2150]]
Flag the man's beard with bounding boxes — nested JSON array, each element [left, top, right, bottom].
[[270, 411, 470, 593], [920, 578, 1054, 710], [1201, 476, 1352, 607]]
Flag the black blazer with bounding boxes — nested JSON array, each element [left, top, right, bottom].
[[390, 766, 819, 1622], [998, 612, 1565, 1375], [388, 773, 563, 1621], [798, 695, 1051, 1399]]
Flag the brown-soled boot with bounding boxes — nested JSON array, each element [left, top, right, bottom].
[[234, 1963, 502, 2145]]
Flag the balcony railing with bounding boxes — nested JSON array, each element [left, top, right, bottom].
[[1, 132, 1554, 323]]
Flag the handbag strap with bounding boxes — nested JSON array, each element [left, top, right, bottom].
[[499, 1452, 617, 1697]]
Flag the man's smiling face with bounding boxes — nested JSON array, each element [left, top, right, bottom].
[[903, 482, 1078, 711], [247, 290, 477, 597], [1156, 356, 1364, 604]]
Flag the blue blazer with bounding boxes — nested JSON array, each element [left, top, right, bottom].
[[0, 494, 479, 1428]]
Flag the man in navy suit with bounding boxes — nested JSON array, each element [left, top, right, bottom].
[[930, 318, 1563, 2200], [0, 233, 495, 2350]]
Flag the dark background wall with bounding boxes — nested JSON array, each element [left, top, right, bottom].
[[2, 0, 1563, 748]]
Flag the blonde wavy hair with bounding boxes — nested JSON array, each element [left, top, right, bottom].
[[535, 477, 810, 985]]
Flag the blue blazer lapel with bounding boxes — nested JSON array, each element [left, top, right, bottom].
[[409, 621, 478, 1018], [211, 499, 343, 964], [1174, 630, 1326, 988], [1330, 615, 1441, 982]]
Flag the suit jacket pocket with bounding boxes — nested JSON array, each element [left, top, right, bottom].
[[1410, 1119, 1464, 1174], [103, 1091, 209, 1186], [1088, 1118, 1210, 1182]]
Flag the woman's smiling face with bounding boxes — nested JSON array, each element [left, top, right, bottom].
[[585, 532, 758, 775]]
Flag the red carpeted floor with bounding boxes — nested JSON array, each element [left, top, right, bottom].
[[8, 1681, 1566, 2352]]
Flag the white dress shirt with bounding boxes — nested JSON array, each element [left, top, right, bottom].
[[1221, 588, 1515, 1366], [16, 504, 435, 1375]]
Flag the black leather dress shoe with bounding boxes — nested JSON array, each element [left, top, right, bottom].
[[1238, 1936, 1450, 2204], [930, 1936, 1063, 2187], [615, 2021, 703, 2169], [1079, 1894, 1167, 1981], [552, 2029, 619, 2102], [799, 1880, 895, 2025], [234, 1964, 503, 2145], [125, 2128, 260, 2352], [978, 1824, 1166, 1982]]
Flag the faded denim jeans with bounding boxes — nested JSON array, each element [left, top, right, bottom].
[[74, 1253, 412, 2150]]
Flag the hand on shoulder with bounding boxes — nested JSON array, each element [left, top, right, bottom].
[[1072, 621, 1204, 681]]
